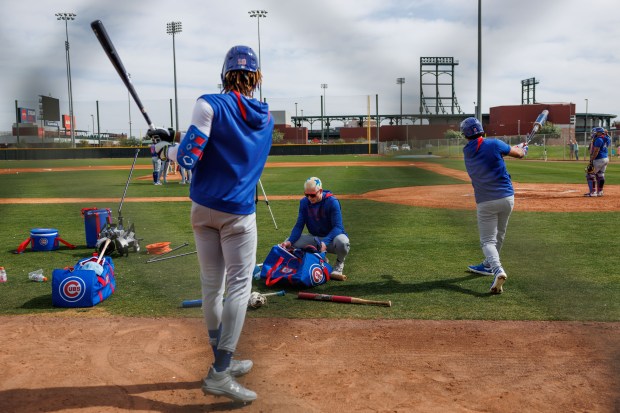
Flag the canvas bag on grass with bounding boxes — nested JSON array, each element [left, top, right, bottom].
[[259, 244, 331, 288], [52, 256, 116, 307]]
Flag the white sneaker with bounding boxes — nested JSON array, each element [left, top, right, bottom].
[[332, 260, 345, 275], [490, 267, 507, 294], [597, 191, 604, 197], [202, 367, 257, 403]]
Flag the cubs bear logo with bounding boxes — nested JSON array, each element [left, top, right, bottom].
[[59, 276, 86, 303], [39, 238, 49, 246], [310, 264, 324, 285]]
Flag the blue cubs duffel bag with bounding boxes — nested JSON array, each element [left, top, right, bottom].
[[52, 256, 116, 307]]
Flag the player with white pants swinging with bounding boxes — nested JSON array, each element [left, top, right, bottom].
[[460, 117, 527, 294]]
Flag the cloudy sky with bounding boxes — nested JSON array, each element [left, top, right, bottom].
[[1, 0, 618, 136]]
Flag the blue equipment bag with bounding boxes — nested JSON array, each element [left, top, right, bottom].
[[259, 244, 331, 288], [52, 256, 116, 307]]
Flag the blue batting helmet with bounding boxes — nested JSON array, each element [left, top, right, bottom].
[[591, 126, 605, 138], [221, 45, 259, 83], [460, 117, 484, 138]]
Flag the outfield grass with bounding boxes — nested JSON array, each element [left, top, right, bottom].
[[0, 155, 618, 322]]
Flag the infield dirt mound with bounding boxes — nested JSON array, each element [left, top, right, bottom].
[[0, 315, 617, 413]]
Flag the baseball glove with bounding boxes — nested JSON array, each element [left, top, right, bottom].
[[586, 162, 595, 174], [248, 292, 266, 308]]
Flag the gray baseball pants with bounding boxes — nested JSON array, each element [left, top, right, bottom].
[[476, 195, 514, 271], [191, 202, 256, 353], [291, 233, 350, 263]]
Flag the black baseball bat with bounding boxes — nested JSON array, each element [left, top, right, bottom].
[[90, 20, 155, 130]]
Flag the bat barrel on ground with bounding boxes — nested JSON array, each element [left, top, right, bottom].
[[297, 292, 391, 307], [90, 20, 155, 130], [525, 110, 549, 144]]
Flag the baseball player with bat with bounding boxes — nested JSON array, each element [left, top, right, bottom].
[[148, 46, 273, 403], [92, 22, 272, 403], [461, 115, 529, 294]]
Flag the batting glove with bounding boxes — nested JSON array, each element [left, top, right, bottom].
[[514, 142, 528, 157], [147, 128, 175, 143], [154, 141, 172, 161]]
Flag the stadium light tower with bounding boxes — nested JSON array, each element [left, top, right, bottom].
[[56, 12, 76, 148], [248, 10, 267, 101], [321, 83, 328, 143], [584, 98, 589, 146], [167, 21, 182, 132], [396, 77, 405, 124]]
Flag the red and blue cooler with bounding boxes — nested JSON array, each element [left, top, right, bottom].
[[15, 228, 76, 254], [81, 207, 112, 248]]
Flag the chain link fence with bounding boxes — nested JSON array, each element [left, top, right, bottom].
[[382, 134, 619, 162]]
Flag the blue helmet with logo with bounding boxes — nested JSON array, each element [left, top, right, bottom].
[[221, 45, 259, 84], [460, 117, 484, 138], [591, 126, 605, 138]]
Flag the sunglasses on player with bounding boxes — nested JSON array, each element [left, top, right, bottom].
[[305, 190, 321, 198]]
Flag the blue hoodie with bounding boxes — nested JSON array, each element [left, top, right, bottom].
[[188, 92, 273, 215], [288, 190, 347, 246], [463, 137, 514, 204]]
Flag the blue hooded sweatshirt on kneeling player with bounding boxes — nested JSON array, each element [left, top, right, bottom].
[[288, 190, 347, 247]]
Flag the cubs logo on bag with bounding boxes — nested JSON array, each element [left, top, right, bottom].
[[259, 244, 331, 288], [52, 256, 116, 307]]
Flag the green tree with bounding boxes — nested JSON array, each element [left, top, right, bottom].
[[272, 129, 284, 143], [444, 129, 462, 140], [537, 121, 561, 138]]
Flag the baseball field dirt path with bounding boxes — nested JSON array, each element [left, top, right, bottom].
[[0, 161, 618, 412]]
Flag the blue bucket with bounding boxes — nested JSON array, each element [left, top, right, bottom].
[[30, 228, 59, 251], [81, 208, 112, 248]]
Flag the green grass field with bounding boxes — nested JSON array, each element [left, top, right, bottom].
[[0, 155, 618, 322]]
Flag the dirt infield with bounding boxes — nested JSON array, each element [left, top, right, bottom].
[[2, 161, 618, 212], [1, 161, 618, 412]]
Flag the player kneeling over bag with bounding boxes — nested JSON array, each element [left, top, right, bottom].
[[259, 244, 332, 288]]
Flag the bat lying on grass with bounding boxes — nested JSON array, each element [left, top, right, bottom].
[[297, 292, 391, 307]]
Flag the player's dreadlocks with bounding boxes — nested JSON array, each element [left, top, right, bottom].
[[223, 70, 262, 97]]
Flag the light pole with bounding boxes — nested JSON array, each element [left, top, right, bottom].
[[396, 77, 405, 125], [167, 21, 182, 132], [321, 83, 328, 142], [295, 102, 298, 143], [91, 114, 94, 138], [248, 10, 267, 101], [56, 12, 76, 148], [584, 98, 589, 147]]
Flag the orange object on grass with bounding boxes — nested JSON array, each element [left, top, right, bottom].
[[146, 242, 172, 255]]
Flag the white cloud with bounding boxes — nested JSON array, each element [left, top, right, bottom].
[[1, 0, 618, 135]]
